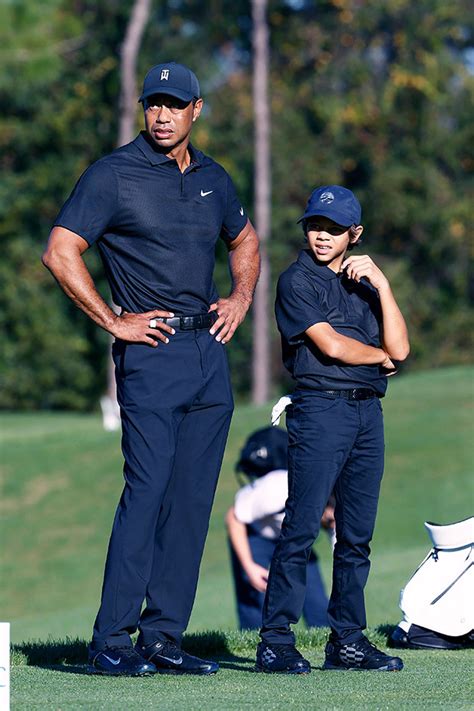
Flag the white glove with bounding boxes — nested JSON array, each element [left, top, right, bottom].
[[271, 395, 293, 426]]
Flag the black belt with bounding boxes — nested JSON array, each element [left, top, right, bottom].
[[159, 313, 216, 331], [320, 388, 378, 400]]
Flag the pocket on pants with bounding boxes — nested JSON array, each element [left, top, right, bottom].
[[293, 391, 340, 416]]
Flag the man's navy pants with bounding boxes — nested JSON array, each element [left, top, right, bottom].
[[92, 329, 234, 649], [261, 389, 385, 645]]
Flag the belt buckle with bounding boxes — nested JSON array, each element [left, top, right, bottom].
[[356, 389, 373, 400], [180, 316, 194, 330]]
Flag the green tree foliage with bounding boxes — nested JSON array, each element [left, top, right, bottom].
[[0, 0, 472, 409]]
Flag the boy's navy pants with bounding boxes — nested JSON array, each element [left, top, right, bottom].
[[92, 330, 234, 649], [230, 534, 329, 630], [261, 389, 385, 645]]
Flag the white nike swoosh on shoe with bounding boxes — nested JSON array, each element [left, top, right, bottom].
[[103, 654, 121, 665], [201, 190, 213, 197], [158, 655, 183, 665]]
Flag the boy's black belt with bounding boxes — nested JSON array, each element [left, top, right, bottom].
[[152, 313, 216, 331], [320, 388, 378, 400]]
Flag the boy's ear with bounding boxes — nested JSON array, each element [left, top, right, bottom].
[[350, 225, 363, 245]]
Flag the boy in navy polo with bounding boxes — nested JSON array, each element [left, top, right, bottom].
[[255, 185, 409, 674]]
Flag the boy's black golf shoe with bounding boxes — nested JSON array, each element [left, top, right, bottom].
[[255, 641, 311, 674], [135, 639, 219, 675], [323, 636, 403, 671], [88, 646, 157, 675]]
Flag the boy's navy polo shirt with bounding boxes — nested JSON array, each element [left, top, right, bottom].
[[54, 131, 247, 314], [276, 249, 387, 396]]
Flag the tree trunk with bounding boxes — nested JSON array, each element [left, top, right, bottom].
[[117, 0, 152, 147], [251, 0, 271, 405], [102, 0, 152, 430]]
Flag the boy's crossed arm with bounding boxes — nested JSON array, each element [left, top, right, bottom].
[[306, 255, 409, 370]]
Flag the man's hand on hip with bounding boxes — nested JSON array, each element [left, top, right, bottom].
[[112, 309, 176, 346], [208, 294, 251, 344]]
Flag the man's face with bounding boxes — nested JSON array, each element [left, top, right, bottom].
[[143, 93, 203, 152]]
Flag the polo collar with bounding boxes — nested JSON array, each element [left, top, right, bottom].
[[133, 131, 203, 168], [298, 249, 340, 280]]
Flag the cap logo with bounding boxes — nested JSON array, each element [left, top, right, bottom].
[[160, 69, 170, 80], [320, 191, 335, 204], [254, 446, 268, 460]]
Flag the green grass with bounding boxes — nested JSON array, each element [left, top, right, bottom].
[[9, 631, 474, 710], [2, 365, 474, 709]]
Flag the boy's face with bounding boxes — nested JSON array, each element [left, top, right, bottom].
[[306, 215, 363, 272]]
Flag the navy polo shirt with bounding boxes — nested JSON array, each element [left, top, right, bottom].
[[275, 249, 387, 396], [54, 131, 247, 314]]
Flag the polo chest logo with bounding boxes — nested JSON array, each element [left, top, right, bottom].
[[160, 69, 170, 80]]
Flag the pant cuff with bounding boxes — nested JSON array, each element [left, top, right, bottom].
[[90, 634, 132, 650]]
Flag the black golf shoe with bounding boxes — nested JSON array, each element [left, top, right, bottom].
[[88, 646, 157, 676], [323, 636, 403, 671], [135, 639, 219, 675], [391, 623, 471, 650], [255, 641, 311, 674]]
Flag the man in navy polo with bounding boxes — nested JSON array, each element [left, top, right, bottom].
[[43, 61, 260, 676], [254, 185, 409, 674]]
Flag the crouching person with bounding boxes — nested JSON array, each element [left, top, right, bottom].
[[227, 426, 335, 630]]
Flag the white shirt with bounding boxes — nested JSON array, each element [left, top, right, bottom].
[[234, 469, 288, 540]]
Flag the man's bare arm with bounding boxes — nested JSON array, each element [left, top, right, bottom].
[[209, 219, 260, 343], [42, 226, 175, 346]]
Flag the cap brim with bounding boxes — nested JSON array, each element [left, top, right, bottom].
[[138, 86, 195, 103], [297, 207, 353, 227]]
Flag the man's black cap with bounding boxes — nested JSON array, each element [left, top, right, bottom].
[[139, 62, 200, 103]]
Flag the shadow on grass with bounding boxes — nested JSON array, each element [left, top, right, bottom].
[[12, 631, 255, 671], [12, 638, 88, 667]]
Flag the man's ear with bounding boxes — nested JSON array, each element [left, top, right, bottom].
[[192, 98, 203, 122], [350, 225, 364, 245]]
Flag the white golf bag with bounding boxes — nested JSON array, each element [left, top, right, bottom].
[[392, 516, 473, 649]]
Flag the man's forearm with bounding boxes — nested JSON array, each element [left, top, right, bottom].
[[228, 229, 260, 305], [43, 244, 118, 334]]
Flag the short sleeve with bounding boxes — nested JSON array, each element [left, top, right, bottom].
[[234, 470, 288, 524], [275, 270, 328, 344], [220, 172, 247, 242], [54, 160, 118, 245]]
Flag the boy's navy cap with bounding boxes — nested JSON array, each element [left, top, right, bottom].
[[139, 62, 200, 103], [297, 185, 362, 227]]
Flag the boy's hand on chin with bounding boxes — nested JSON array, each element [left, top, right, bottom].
[[341, 255, 389, 292]]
